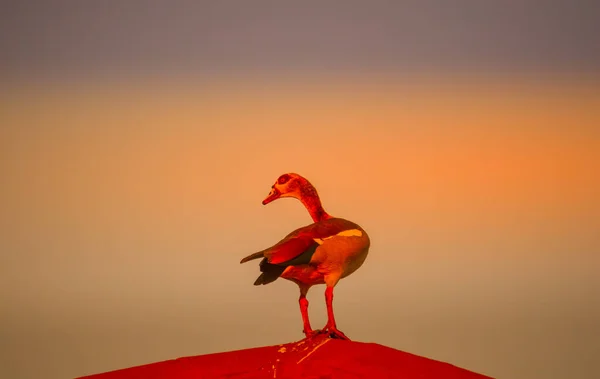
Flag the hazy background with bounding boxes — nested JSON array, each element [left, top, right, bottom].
[[1, 2, 599, 379]]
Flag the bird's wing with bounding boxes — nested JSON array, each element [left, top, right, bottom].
[[266, 219, 360, 265], [266, 235, 320, 265]]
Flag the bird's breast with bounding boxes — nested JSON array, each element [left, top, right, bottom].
[[281, 265, 326, 285]]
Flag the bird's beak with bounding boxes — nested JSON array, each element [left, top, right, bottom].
[[262, 187, 281, 205]]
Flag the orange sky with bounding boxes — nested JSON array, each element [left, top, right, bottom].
[[1, 76, 599, 379]]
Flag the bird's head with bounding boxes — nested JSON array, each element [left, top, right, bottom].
[[262, 173, 308, 205]]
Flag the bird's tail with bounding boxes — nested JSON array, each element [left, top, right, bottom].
[[240, 250, 265, 264], [241, 249, 285, 285], [254, 258, 286, 285]]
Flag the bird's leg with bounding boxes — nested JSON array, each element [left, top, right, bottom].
[[322, 286, 350, 341], [299, 285, 318, 338], [299, 293, 313, 336]]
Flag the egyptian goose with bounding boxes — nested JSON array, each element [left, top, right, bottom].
[[240, 173, 370, 340]]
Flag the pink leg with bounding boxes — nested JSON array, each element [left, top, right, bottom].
[[323, 286, 350, 340], [299, 293, 313, 336], [299, 285, 318, 338]]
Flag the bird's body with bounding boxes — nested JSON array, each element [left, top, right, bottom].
[[240, 173, 371, 340], [242, 217, 370, 288]]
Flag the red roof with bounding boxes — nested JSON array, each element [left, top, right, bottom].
[[77, 335, 492, 379]]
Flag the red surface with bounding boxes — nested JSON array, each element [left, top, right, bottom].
[[77, 335, 493, 379]]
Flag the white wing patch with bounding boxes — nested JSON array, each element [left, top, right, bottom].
[[336, 229, 363, 238], [313, 229, 363, 245]]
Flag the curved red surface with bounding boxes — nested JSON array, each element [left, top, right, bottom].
[[77, 335, 492, 379]]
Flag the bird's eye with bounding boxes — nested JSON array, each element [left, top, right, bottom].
[[278, 174, 290, 184]]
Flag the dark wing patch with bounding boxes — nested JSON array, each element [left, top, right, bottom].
[[276, 242, 319, 267], [266, 236, 319, 265], [254, 258, 287, 285]]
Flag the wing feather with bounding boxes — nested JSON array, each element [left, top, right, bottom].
[[266, 236, 319, 265], [264, 218, 360, 265]]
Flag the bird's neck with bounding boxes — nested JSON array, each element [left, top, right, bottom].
[[299, 184, 332, 223]]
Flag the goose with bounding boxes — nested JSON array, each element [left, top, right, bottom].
[[240, 173, 370, 340]]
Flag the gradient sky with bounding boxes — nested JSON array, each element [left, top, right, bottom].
[[1, 1, 599, 79], [1, 2, 599, 379]]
